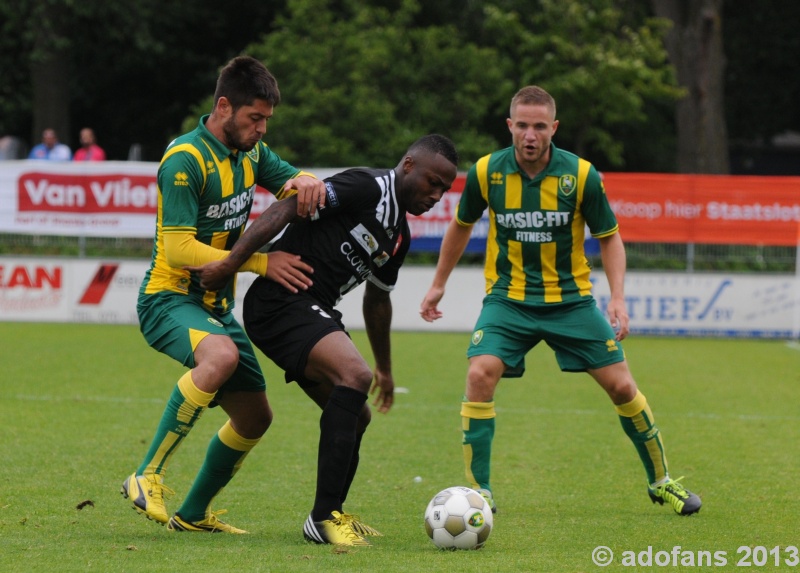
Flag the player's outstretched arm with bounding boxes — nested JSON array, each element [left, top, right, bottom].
[[598, 232, 630, 340], [363, 281, 395, 413], [419, 218, 473, 322]]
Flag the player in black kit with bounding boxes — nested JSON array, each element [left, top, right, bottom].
[[188, 134, 459, 546]]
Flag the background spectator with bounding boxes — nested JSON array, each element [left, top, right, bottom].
[[73, 127, 106, 161], [0, 136, 27, 159], [28, 128, 72, 160]]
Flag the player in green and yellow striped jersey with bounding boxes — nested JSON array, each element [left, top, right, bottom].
[[121, 56, 326, 533], [420, 86, 701, 516]]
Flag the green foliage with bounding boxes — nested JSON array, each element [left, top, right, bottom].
[[1, 323, 799, 571], [0, 0, 282, 159], [0, 0, 162, 139], [178, 0, 680, 170], [9, 1, 789, 172], [481, 0, 683, 167], [240, 0, 507, 168], [724, 0, 800, 140]]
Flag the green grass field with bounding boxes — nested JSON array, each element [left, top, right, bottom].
[[2, 322, 799, 572]]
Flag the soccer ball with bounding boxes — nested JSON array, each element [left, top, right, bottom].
[[424, 486, 493, 550]]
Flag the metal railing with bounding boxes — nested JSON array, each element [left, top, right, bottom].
[[1, 233, 796, 273]]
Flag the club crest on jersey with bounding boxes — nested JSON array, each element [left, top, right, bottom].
[[350, 223, 379, 254], [246, 145, 260, 162], [472, 330, 484, 345], [558, 174, 576, 196], [207, 317, 223, 328]]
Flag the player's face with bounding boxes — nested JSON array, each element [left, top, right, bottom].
[[402, 153, 457, 216], [507, 103, 558, 170], [222, 98, 273, 152]]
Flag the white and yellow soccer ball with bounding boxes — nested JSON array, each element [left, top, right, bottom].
[[424, 486, 493, 550]]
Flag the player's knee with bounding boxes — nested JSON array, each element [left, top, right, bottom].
[[348, 366, 374, 394], [213, 343, 240, 380], [196, 336, 240, 381], [357, 404, 372, 433], [466, 365, 499, 399], [606, 377, 638, 404], [234, 404, 272, 438], [255, 405, 274, 436]]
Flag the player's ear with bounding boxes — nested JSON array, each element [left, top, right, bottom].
[[214, 96, 233, 117], [403, 155, 415, 174]]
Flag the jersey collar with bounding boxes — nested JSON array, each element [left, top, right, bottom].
[[507, 142, 560, 180]]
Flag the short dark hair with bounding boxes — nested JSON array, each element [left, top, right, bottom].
[[407, 134, 459, 167], [510, 85, 556, 118], [214, 55, 281, 111]]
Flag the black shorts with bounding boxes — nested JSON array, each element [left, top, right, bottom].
[[243, 278, 346, 387]]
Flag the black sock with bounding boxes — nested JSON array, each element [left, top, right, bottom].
[[311, 386, 368, 521], [341, 430, 364, 505]]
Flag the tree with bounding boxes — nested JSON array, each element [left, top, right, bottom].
[[652, 0, 729, 173], [723, 0, 800, 174], [474, 0, 682, 170], [224, 0, 508, 168], [0, 0, 160, 154], [5, 1, 792, 173], [0, 0, 283, 160]]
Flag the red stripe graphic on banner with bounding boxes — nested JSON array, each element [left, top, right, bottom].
[[79, 264, 119, 305]]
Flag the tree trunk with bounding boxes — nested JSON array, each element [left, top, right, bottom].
[[29, 0, 72, 149], [30, 55, 72, 147], [652, 0, 730, 174]]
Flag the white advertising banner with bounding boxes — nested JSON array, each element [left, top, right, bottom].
[[0, 161, 160, 237], [0, 257, 797, 338], [0, 161, 343, 238]]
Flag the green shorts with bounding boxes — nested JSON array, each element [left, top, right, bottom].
[[467, 295, 625, 377], [137, 292, 266, 399]]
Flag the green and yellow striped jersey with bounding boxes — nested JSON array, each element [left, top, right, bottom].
[[457, 144, 618, 306], [140, 114, 302, 313]]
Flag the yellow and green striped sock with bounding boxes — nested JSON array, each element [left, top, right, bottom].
[[615, 391, 668, 485], [461, 400, 496, 491], [177, 419, 260, 521], [137, 371, 214, 477]]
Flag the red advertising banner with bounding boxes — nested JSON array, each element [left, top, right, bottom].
[[17, 171, 157, 213], [603, 173, 800, 246], [1, 162, 799, 246]]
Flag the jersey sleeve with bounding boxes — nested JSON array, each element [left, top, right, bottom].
[[455, 163, 488, 225], [581, 166, 619, 238], [312, 169, 377, 221], [157, 146, 207, 232], [251, 142, 303, 199]]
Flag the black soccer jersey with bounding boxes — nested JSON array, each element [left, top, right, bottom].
[[269, 167, 410, 309]]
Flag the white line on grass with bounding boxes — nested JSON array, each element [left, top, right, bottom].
[[14, 393, 164, 404], [13, 394, 800, 421], [394, 403, 800, 422]]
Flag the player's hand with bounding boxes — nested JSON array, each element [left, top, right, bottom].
[[265, 251, 314, 293], [184, 259, 236, 291], [370, 370, 395, 413], [419, 285, 445, 322], [606, 297, 630, 341], [285, 175, 326, 218]]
